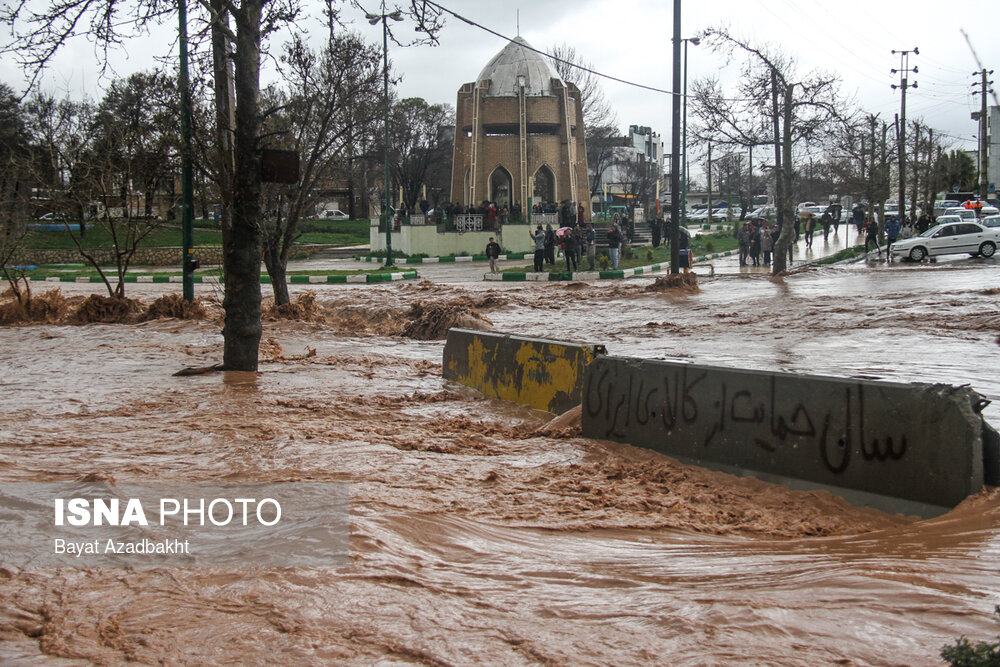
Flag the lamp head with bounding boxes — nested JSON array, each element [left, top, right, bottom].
[[690, 37, 701, 46]]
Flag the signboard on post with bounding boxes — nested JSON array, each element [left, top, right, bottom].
[[260, 149, 300, 184]]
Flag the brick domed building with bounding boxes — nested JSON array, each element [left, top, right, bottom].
[[451, 36, 589, 221]]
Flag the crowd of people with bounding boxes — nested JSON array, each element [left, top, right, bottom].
[[527, 222, 598, 272]]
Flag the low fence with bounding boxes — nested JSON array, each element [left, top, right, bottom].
[[581, 356, 998, 517], [441, 329, 999, 518], [443, 328, 606, 415], [454, 215, 484, 232]]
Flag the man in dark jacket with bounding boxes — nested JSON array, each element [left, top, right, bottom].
[[485, 237, 502, 273]]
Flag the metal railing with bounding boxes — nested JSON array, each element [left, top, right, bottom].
[[455, 214, 484, 232]]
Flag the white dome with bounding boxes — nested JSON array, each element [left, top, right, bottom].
[[475, 36, 563, 97]]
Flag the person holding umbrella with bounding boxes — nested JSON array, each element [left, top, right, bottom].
[[556, 225, 577, 272]]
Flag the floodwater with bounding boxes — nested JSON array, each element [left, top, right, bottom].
[[1, 259, 999, 665]]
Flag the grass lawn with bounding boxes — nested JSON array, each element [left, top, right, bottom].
[[501, 233, 740, 273], [25, 225, 223, 249], [814, 245, 865, 265], [24, 219, 370, 249]]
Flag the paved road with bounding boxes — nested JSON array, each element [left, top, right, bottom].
[[287, 223, 869, 283]]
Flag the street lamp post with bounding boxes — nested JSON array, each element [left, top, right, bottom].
[[680, 37, 700, 230], [367, 9, 403, 268]]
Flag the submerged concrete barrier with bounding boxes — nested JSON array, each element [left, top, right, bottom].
[[443, 329, 606, 414], [581, 356, 998, 517]]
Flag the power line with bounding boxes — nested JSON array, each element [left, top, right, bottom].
[[421, 0, 679, 96]]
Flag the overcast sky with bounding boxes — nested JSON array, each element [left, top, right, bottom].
[[3, 0, 997, 165]]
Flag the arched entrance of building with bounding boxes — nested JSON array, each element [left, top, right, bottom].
[[489, 166, 512, 208], [533, 165, 555, 208]]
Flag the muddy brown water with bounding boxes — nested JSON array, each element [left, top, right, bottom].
[[1, 263, 999, 665]]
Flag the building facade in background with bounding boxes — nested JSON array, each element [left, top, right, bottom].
[[450, 37, 589, 219]]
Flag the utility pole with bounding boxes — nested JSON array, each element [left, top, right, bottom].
[[706, 140, 712, 223], [891, 48, 918, 221], [177, 0, 196, 301], [669, 0, 682, 274], [972, 68, 994, 199]]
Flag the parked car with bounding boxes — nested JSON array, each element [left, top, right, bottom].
[[981, 214, 1000, 228], [932, 199, 960, 216], [320, 209, 349, 220], [891, 221, 1000, 261], [944, 206, 978, 221], [934, 214, 962, 226]]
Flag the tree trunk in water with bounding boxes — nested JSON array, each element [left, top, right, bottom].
[[770, 74, 787, 274], [223, 1, 263, 371], [772, 83, 796, 274]]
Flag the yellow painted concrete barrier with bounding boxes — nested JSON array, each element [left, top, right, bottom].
[[442, 328, 606, 414]]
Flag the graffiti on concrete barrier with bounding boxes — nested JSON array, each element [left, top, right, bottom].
[[584, 364, 907, 475]]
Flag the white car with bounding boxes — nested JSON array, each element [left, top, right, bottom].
[[933, 199, 960, 216], [981, 214, 1000, 228], [320, 209, 349, 220], [944, 206, 978, 221], [891, 221, 1000, 261]]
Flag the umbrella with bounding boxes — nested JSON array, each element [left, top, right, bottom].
[[555, 226, 573, 237]]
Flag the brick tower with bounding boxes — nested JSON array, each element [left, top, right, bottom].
[[450, 36, 589, 220]]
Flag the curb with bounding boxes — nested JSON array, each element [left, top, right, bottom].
[[29, 270, 420, 285], [485, 250, 738, 281], [355, 252, 530, 263]]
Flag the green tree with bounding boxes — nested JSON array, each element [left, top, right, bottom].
[[933, 150, 978, 195], [388, 97, 454, 211]]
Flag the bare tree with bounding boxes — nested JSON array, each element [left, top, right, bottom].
[[586, 124, 621, 199], [2, 0, 445, 370], [0, 84, 32, 304], [258, 33, 383, 305], [697, 28, 844, 273], [549, 43, 622, 205], [548, 43, 616, 131]]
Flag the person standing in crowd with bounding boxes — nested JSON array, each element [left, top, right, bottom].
[[917, 211, 932, 234], [738, 222, 752, 266], [826, 203, 842, 234], [485, 236, 502, 274], [803, 211, 816, 248], [563, 227, 579, 272], [585, 223, 597, 270], [820, 210, 833, 241], [865, 214, 881, 257], [852, 203, 866, 235], [884, 214, 900, 261], [544, 224, 556, 266], [530, 225, 546, 271], [607, 223, 622, 269], [761, 225, 773, 266], [485, 201, 497, 229], [572, 223, 583, 266], [749, 223, 761, 266]]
